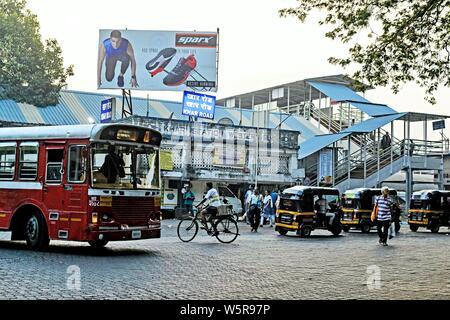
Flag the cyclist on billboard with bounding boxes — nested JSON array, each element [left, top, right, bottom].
[[98, 30, 139, 88]]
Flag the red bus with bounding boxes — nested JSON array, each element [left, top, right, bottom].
[[0, 123, 162, 250]]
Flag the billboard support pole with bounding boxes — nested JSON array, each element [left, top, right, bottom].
[[121, 89, 133, 119], [215, 27, 220, 92]]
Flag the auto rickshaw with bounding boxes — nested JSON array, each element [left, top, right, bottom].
[[275, 186, 342, 237], [341, 188, 402, 233], [408, 190, 450, 233]]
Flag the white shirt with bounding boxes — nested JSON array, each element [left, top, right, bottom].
[[205, 188, 221, 207], [245, 190, 253, 204]]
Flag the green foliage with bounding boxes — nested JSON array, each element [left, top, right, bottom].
[[280, 0, 450, 104], [0, 0, 74, 107]]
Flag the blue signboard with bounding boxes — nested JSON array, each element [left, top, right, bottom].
[[432, 120, 445, 131], [101, 98, 116, 123], [182, 91, 216, 120]]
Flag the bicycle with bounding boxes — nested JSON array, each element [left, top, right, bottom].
[[177, 204, 239, 244]]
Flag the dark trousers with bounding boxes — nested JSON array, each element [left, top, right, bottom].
[[248, 207, 261, 231], [105, 53, 130, 81], [377, 220, 390, 243]]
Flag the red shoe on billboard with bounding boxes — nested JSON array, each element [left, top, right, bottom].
[[163, 54, 197, 86]]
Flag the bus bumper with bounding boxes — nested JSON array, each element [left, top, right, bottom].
[[86, 226, 161, 241]]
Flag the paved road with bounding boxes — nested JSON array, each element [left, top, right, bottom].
[[0, 220, 449, 300]]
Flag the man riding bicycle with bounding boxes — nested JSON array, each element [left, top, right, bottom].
[[197, 182, 221, 226]]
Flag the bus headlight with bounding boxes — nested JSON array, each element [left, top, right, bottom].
[[92, 212, 98, 224]]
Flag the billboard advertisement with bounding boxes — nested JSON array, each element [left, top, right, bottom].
[[182, 91, 216, 120], [97, 29, 218, 92]]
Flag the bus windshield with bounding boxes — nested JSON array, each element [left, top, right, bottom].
[[91, 143, 159, 190]]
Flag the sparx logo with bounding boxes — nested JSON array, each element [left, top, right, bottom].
[[175, 34, 217, 48]]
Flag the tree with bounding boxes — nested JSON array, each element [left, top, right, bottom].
[[280, 0, 450, 104], [0, 0, 73, 107]]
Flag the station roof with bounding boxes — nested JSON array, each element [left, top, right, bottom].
[[396, 112, 450, 122], [216, 74, 371, 109], [0, 90, 322, 140]]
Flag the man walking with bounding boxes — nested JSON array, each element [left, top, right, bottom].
[[373, 186, 394, 246]]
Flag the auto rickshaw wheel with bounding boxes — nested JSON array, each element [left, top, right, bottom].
[[430, 223, 440, 233], [342, 225, 350, 232], [331, 224, 342, 236], [361, 222, 371, 233], [278, 229, 288, 236], [409, 225, 419, 232], [300, 226, 312, 238]]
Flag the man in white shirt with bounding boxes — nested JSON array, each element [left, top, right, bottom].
[[198, 182, 221, 224]]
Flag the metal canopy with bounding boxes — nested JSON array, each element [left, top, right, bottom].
[[307, 81, 369, 103], [299, 132, 350, 159], [216, 74, 371, 109], [348, 101, 397, 117], [397, 112, 450, 122], [342, 113, 407, 133]]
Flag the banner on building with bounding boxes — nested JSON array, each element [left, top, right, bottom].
[[212, 145, 245, 168], [319, 148, 333, 184], [160, 150, 174, 171], [98, 29, 218, 91]]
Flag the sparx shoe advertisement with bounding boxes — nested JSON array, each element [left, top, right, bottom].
[[98, 29, 218, 92]]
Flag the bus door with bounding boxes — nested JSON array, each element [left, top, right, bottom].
[[42, 144, 69, 239], [64, 145, 88, 239]]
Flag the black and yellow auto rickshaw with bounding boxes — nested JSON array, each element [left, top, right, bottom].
[[408, 190, 450, 233], [341, 188, 402, 233], [275, 186, 342, 237]]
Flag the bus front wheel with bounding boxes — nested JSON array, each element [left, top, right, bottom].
[[25, 211, 50, 251], [88, 240, 109, 248]]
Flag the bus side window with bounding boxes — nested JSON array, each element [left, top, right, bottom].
[[0, 142, 16, 180], [46, 149, 64, 183], [68, 145, 86, 183]]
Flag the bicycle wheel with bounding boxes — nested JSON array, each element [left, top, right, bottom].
[[177, 218, 199, 242], [214, 216, 239, 244]]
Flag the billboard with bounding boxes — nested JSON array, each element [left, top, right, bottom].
[[182, 91, 216, 120], [97, 29, 218, 92]]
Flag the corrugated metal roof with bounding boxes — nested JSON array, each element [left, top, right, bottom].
[[0, 90, 321, 139], [0, 100, 27, 123]]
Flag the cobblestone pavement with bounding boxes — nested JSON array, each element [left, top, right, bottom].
[[0, 220, 449, 300]]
